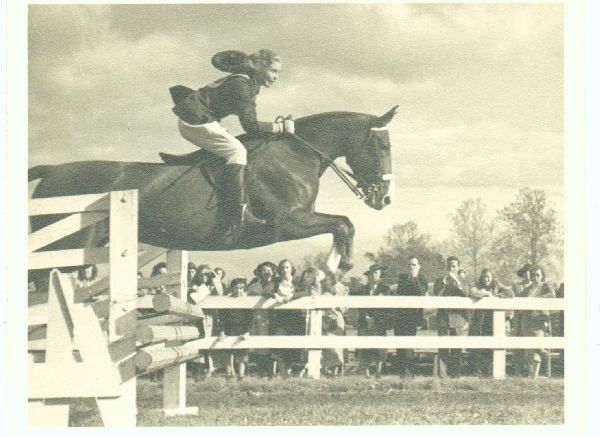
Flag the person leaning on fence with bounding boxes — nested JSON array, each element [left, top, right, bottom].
[[190, 264, 225, 378], [246, 261, 277, 377], [219, 277, 253, 382], [320, 272, 346, 378], [214, 267, 228, 292], [354, 263, 391, 378], [269, 259, 302, 377], [510, 263, 533, 376], [518, 265, 555, 379], [468, 268, 514, 377], [434, 256, 471, 378], [393, 256, 428, 378]]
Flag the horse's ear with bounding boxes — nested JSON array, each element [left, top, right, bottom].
[[373, 105, 399, 128]]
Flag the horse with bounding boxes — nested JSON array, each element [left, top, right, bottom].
[[28, 107, 398, 271]]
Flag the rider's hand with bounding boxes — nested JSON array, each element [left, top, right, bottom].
[[283, 117, 295, 134]]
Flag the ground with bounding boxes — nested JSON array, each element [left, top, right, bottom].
[[70, 376, 563, 426]]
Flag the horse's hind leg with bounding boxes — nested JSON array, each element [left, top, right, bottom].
[[275, 212, 355, 271]]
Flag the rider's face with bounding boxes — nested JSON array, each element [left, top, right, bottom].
[[256, 62, 281, 88]]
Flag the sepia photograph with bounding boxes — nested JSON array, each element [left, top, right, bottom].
[[3, 0, 591, 434]]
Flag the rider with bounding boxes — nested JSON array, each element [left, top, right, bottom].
[[169, 49, 295, 237]]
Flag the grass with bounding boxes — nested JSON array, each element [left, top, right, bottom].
[[70, 375, 563, 426]]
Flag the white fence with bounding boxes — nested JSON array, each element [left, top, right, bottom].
[[153, 295, 564, 379]]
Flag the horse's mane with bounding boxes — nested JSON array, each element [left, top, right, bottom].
[[295, 111, 376, 126]]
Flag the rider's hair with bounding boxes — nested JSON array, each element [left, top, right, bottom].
[[246, 49, 280, 71]]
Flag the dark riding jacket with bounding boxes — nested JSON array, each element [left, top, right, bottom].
[[170, 74, 262, 136]]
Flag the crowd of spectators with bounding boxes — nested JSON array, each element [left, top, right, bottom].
[[45, 254, 562, 381]]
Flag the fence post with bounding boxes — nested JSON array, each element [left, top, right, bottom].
[[306, 309, 323, 379], [162, 250, 198, 416], [96, 190, 138, 426], [492, 310, 506, 379]]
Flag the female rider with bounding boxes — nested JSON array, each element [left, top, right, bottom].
[[169, 49, 294, 237]]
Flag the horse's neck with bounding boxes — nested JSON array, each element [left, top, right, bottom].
[[295, 122, 349, 174]]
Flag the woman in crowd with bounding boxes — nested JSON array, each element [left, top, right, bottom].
[[75, 264, 98, 288], [150, 262, 168, 294], [518, 265, 555, 378], [353, 264, 391, 378], [219, 277, 253, 381], [511, 263, 533, 375], [187, 262, 197, 287], [189, 264, 226, 378], [269, 259, 301, 376], [246, 261, 278, 377], [214, 267, 228, 292], [468, 268, 514, 376], [320, 271, 346, 377]]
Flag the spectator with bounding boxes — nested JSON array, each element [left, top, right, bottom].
[[191, 264, 220, 298], [393, 256, 427, 378], [511, 263, 533, 376], [434, 256, 471, 378], [269, 259, 301, 377], [190, 264, 224, 377], [468, 268, 514, 376], [247, 261, 278, 297], [518, 265, 555, 378], [319, 272, 346, 378], [214, 266, 228, 291], [219, 277, 253, 381], [354, 264, 391, 378], [75, 264, 98, 288], [137, 270, 152, 297], [247, 261, 277, 377], [187, 262, 197, 285], [150, 262, 168, 294]]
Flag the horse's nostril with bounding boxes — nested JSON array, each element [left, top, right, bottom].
[[383, 196, 392, 205]]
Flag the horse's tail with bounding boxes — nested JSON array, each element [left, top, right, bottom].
[[28, 165, 53, 182]]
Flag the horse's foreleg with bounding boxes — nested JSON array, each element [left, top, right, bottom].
[[276, 212, 355, 271]]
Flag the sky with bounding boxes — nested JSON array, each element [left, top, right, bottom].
[[27, 3, 564, 279]]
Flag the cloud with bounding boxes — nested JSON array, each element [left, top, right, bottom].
[[27, 3, 564, 257]]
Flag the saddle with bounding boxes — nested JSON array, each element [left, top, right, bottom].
[[158, 137, 267, 201]]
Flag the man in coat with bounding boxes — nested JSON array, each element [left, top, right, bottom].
[[354, 264, 391, 378], [434, 256, 471, 378], [393, 256, 428, 377]]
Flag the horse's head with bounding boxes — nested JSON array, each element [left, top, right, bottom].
[[344, 106, 398, 210]]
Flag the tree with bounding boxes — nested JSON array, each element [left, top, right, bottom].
[[365, 221, 446, 286], [447, 198, 494, 276], [492, 187, 560, 280]]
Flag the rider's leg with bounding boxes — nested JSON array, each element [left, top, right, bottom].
[[178, 119, 265, 229]]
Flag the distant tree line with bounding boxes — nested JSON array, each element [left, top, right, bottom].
[[363, 187, 562, 287], [298, 187, 562, 288]]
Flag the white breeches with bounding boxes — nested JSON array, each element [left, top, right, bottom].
[[178, 119, 247, 165]]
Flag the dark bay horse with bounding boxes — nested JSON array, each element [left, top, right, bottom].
[[29, 107, 397, 271]]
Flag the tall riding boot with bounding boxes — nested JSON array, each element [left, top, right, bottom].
[[223, 164, 266, 231]]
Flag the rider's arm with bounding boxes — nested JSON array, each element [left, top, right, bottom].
[[220, 77, 282, 136]]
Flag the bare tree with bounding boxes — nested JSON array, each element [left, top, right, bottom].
[[447, 198, 494, 275], [365, 221, 445, 284], [496, 187, 558, 265]]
